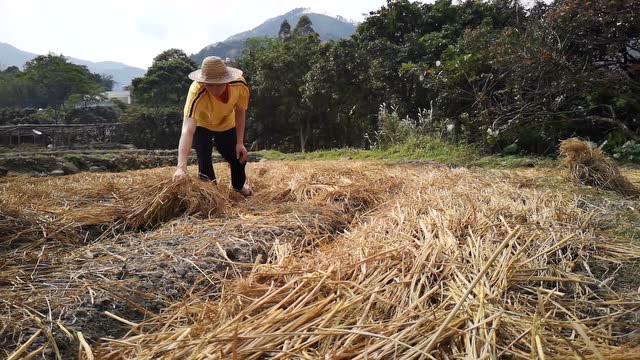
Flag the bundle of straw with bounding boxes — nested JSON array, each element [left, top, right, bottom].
[[121, 177, 228, 230], [54, 176, 228, 231], [559, 138, 639, 196]]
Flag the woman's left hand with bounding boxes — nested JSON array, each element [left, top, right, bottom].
[[236, 143, 249, 164]]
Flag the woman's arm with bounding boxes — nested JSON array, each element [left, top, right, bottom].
[[173, 116, 196, 181], [235, 107, 248, 163]]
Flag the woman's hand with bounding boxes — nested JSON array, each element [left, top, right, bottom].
[[236, 143, 249, 164], [173, 167, 188, 182]]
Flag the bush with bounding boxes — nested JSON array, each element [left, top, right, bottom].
[[63, 106, 119, 124], [120, 106, 182, 149], [610, 141, 640, 164], [0, 108, 50, 125], [375, 104, 414, 149]]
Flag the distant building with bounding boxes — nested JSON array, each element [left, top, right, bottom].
[[104, 90, 131, 105]]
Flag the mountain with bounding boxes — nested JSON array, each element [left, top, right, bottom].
[[191, 8, 358, 64], [0, 42, 37, 69], [0, 42, 145, 90], [65, 58, 146, 90], [225, 8, 357, 42]]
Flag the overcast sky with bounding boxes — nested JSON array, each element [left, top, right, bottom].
[[0, 0, 392, 68]]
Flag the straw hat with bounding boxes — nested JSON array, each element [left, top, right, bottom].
[[188, 56, 243, 84]]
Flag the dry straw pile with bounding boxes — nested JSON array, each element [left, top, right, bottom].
[[2, 169, 228, 240], [559, 138, 640, 196], [54, 176, 229, 232], [121, 177, 227, 230], [89, 164, 640, 359]]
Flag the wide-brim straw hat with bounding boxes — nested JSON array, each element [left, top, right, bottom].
[[188, 56, 243, 84]]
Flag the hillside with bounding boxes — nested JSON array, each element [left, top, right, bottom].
[[191, 8, 357, 63], [0, 42, 35, 69]]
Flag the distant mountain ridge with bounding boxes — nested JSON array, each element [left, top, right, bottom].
[[0, 42, 145, 90], [191, 8, 358, 64], [0, 42, 36, 70], [1, 8, 357, 89]]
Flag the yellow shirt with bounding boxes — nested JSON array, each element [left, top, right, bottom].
[[183, 77, 250, 132]]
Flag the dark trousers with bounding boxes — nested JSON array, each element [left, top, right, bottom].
[[193, 126, 246, 190]]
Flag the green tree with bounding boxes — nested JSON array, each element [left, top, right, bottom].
[[1, 66, 20, 76], [0, 77, 45, 108], [303, 40, 378, 148], [89, 72, 114, 92], [131, 49, 197, 107], [232, 0, 640, 155], [278, 19, 292, 41], [293, 15, 318, 38], [120, 106, 182, 148], [19, 54, 104, 109], [546, 0, 639, 78], [238, 34, 320, 151], [414, 0, 640, 153]]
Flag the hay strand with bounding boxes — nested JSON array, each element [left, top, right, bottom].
[[7, 329, 42, 360]]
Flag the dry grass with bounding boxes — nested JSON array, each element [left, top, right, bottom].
[[560, 138, 640, 196], [0, 202, 80, 253], [2, 161, 640, 359], [93, 163, 640, 360]]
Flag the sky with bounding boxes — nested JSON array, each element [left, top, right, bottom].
[[0, 0, 391, 69]]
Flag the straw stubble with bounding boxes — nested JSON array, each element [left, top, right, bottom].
[[89, 162, 640, 359]]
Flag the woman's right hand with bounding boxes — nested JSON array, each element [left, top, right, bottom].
[[173, 167, 187, 182]]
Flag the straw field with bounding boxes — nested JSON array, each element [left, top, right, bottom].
[[1, 160, 639, 359]]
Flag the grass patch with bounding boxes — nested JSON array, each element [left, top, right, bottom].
[[608, 207, 640, 247], [469, 155, 557, 169], [256, 136, 556, 169]]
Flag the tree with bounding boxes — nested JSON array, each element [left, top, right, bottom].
[[412, 0, 640, 153], [286, 35, 321, 151], [0, 77, 45, 108], [545, 0, 639, 79], [89, 73, 114, 92], [130, 49, 197, 107], [18, 54, 104, 109], [120, 106, 182, 148], [293, 15, 318, 38], [1, 66, 20, 76], [235, 0, 640, 155], [238, 34, 320, 152], [278, 19, 292, 41], [303, 40, 377, 148]]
